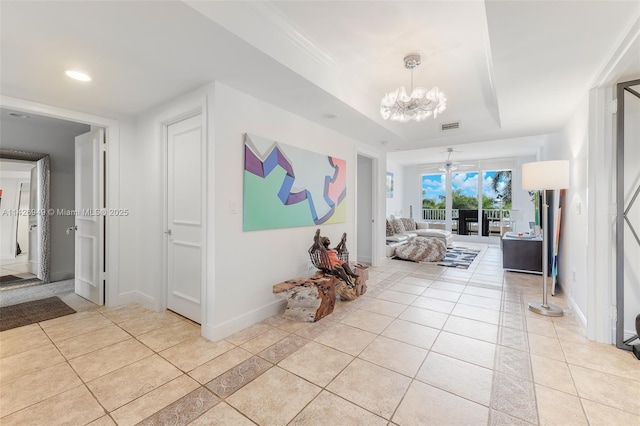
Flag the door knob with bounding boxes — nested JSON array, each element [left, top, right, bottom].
[[66, 225, 77, 235], [164, 229, 172, 236]]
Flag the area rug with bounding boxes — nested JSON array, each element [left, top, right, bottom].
[[438, 247, 481, 269], [0, 276, 41, 290], [0, 274, 22, 283], [0, 297, 76, 332]]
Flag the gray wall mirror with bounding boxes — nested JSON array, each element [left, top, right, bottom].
[[0, 149, 50, 284]]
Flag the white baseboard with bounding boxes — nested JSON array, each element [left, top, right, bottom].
[[116, 290, 158, 311], [559, 281, 587, 329], [202, 299, 286, 342]]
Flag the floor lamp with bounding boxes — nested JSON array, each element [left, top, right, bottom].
[[522, 160, 570, 317]]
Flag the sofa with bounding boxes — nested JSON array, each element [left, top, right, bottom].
[[386, 216, 454, 257]]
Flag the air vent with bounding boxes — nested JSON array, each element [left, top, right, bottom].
[[441, 121, 460, 131]]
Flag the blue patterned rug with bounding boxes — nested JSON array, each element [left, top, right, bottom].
[[437, 247, 481, 269]]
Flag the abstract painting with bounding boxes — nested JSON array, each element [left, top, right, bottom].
[[243, 133, 346, 231], [386, 172, 394, 198]]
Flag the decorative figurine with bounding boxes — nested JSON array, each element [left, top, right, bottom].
[[308, 229, 358, 287]]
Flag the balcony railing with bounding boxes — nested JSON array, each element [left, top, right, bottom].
[[421, 209, 513, 235], [422, 209, 467, 221], [421, 208, 510, 222]]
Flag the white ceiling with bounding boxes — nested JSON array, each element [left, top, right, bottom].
[[1, 1, 638, 165]]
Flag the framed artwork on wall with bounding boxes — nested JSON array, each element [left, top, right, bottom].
[[243, 133, 347, 231], [386, 172, 394, 198]]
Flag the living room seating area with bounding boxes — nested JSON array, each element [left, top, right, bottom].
[[386, 216, 454, 257]]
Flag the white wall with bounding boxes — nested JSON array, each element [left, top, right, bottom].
[[386, 158, 404, 217], [116, 86, 210, 309], [546, 96, 590, 325], [0, 172, 29, 259], [0, 115, 89, 281], [550, 85, 639, 339], [115, 116, 150, 306], [126, 82, 385, 340], [209, 82, 373, 338]]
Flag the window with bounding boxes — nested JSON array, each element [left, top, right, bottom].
[[421, 173, 445, 220], [421, 167, 513, 236], [483, 170, 512, 210], [451, 171, 479, 210]]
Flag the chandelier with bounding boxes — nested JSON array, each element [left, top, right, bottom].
[[380, 54, 446, 123]]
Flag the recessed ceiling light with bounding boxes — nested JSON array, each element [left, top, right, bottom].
[[8, 112, 30, 119], [65, 70, 92, 82], [322, 113, 338, 119]]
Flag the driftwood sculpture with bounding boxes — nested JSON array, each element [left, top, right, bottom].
[[309, 229, 358, 287], [272, 275, 337, 322]]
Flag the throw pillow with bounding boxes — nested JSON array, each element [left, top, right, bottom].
[[390, 218, 406, 234], [386, 219, 394, 237], [401, 217, 417, 231]]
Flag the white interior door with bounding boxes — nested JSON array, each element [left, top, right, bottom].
[[75, 129, 104, 305], [167, 114, 202, 323]]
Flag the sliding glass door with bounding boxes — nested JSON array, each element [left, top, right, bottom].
[[421, 168, 512, 239]]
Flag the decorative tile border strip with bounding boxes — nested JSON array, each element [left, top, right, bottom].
[[257, 334, 308, 364], [205, 356, 272, 398], [137, 387, 219, 426], [491, 372, 538, 424]]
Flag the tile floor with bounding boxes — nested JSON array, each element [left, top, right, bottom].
[[1, 243, 639, 425], [0, 255, 37, 281]]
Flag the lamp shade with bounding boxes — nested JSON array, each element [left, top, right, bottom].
[[522, 160, 570, 190]]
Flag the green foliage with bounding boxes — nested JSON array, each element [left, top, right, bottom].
[[491, 170, 512, 206], [422, 197, 445, 209], [421, 170, 513, 213], [451, 189, 477, 210], [482, 195, 494, 209]]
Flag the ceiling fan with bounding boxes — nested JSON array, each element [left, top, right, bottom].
[[424, 148, 475, 173]]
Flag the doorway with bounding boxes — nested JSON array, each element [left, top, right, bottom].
[[0, 162, 33, 282], [165, 113, 204, 323], [615, 78, 640, 354], [420, 166, 513, 244], [0, 106, 109, 307], [357, 154, 374, 265]]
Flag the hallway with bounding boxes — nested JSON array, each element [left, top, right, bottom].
[[1, 244, 638, 425]]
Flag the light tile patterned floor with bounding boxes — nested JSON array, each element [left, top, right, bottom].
[[1, 243, 639, 425]]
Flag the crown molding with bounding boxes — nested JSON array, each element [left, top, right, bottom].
[[184, 0, 339, 94], [238, 2, 336, 71]]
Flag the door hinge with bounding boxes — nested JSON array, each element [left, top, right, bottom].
[[608, 99, 618, 114]]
